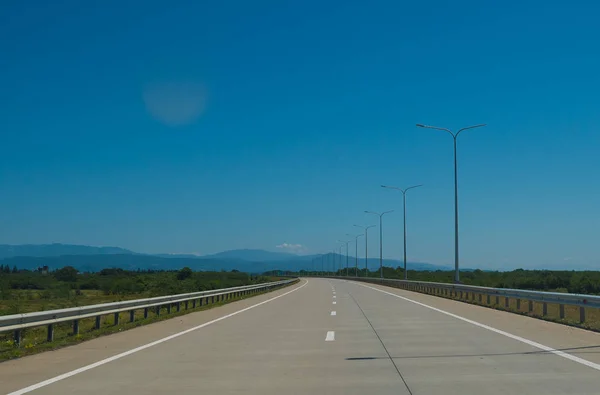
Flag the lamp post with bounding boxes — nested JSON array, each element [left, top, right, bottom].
[[416, 123, 486, 283], [320, 254, 324, 276], [365, 210, 394, 278], [337, 239, 351, 276], [381, 184, 423, 280], [336, 242, 345, 275], [346, 234, 363, 277], [354, 224, 376, 276]]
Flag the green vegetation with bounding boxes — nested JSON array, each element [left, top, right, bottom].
[[0, 265, 276, 315], [0, 265, 289, 361], [281, 267, 600, 295]]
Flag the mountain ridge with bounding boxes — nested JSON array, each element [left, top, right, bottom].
[[0, 243, 452, 273]]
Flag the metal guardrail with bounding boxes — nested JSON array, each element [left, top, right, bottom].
[[1, 279, 296, 345], [326, 276, 600, 323]]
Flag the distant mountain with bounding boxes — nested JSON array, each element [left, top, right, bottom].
[[0, 244, 133, 259], [0, 244, 453, 273], [201, 249, 297, 262], [154, 253, 203, 259], [1, 254, 301, 274]]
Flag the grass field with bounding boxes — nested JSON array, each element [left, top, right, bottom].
[[0, 289, 147, 315]]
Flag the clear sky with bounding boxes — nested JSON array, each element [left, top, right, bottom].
[[2, 1, 599, 270]]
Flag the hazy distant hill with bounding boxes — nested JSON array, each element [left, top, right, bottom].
[[0, 244, 133, 259], [201, 249, 298, 262], [0, 254, 305, 273], [0, 244, 452, 273]]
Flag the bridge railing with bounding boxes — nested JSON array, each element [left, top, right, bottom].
[[327, 276, 600, 324], [0, 279, 296, 345]]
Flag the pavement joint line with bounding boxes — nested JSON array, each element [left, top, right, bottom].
[[331, 311, 336, 316], [353, 281, 600, 372], [6, 280, 309, 395], [347, 291, 414, 395], [325, 331, 335, 341]]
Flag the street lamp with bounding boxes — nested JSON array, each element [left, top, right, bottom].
[[416, 123, 486, 283], [336, 241, 346, 275], [365, 210, 394, 278], [320, 254, 324, 276], [381, 184, 423, 280], [337, 239, 351, 276], [346, 234, 363, 277], [354, 224, 376, 276]]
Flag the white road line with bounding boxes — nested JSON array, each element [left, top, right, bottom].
[[354, 282, 600, 372], [333, 295, 336, 298], [8, 280, 310, 395], [333, 301, 337, 305], [325, 331, 335, 341], [331, 311, 336, 316]]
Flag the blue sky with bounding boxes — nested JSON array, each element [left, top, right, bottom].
[[1, 1, 600, 270]]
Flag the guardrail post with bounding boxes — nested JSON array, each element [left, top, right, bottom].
[[114, 312, 120, 325], [528, 301, 533, 313], [192, 300, 196, 308], [211, 296, 215, 304], [144, 308, 149, 319], [542, 302, 548, 316], [176, 303, 181, 312], [200, 298, 204, 306], [47, 324, 54, 342], [73, 319, 80, 335], [478, 294, 482, 303], [505, 297, 509, 308], [14, 330, 21, 346], [486, 295, 490, 304], [495, 296, 499, 305], [559, 304, 565, 319], [580, 307, 586, 323], [95, 315, 101, 329], [185, 301, 189, 310], [156, 306, 161, 316], [167, 304, 172, 314], [516, 299, 521, 310], [129, 310, 135, 323]]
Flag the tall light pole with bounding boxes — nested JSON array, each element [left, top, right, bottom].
[[354, 224, 376, 277], [346, 234, 363, 277], [381, 184, 423, 280], [416, 123, 486, 283], [329, 251, 333, 275], [338, 239, 351, 276], [320, 254, 324, 275], [336, 242, 345, 275], [365, 210, 394, 278]]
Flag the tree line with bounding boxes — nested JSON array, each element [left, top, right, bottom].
[[273, 267, 600, 295], [0, 265, 273, 301]]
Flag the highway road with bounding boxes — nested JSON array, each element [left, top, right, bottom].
[[2, 278, 600, 394]]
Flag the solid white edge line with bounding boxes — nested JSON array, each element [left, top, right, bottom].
[[8, 280, 309, 395], [331, 311, 336, 316], [354, 282, 600, 372], [325, 331, 335, 341]]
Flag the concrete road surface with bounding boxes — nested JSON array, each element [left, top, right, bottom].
[[2, 278, 600, 394]]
